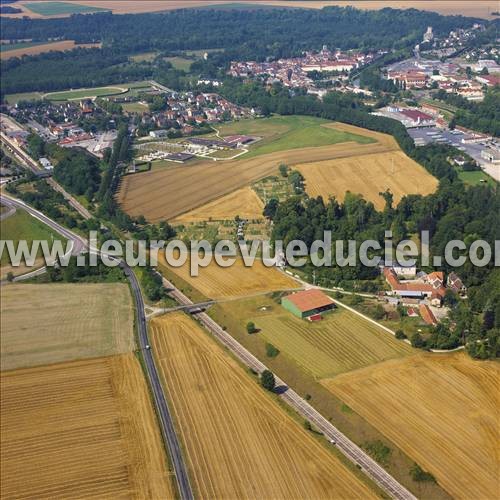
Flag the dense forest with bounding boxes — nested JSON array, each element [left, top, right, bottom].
[[1, 7, 477, 53], [0, 6, 483, 94]]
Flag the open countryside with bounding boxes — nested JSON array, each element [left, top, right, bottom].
[[150, 313, 377, 499], [0, 40, 101, 59], [44, 85, 128, 101], [0, 283, 134, 370], [172, 186, 264, 223], [324, 352, 500, 500], [211, 295, 413, 378], [118, 121, 412, 222], [159, 254, 299, 300], [2, 1, 497, 19], [0, 354, 174, 499], [296, 149, 438, 210], [0, 209, 62, 279]]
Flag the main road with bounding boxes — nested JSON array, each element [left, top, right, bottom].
[[162, 276, 417, 500], [0, 189, 194, 500]]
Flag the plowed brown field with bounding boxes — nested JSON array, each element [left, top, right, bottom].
[[0, 354, 174, 499], [324, 353, 500, 500], [150, 313, 377, 499]]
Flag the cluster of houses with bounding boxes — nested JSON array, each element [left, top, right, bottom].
[[385, 57, 498, 99], [138, 91, 252, 136], [382, 265, 466, 325], [229, 46, 383, 91]]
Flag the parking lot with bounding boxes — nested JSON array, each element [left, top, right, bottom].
[[408, 127, 499, 181]]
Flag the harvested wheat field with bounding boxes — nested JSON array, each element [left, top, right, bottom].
[[151, 313, 376, 499], [324, 352, 500, 500], [172, 186, 264, 223], [297, 149, 438, 210], [0, 283, 134, 370], [0, 41, 100, 59], [159, 253, 298, 300], [118, 123, 396, 222], [0, 354, 173, 499], [5, 1, 496, 19]]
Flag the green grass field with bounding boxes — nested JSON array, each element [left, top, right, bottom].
[[212, 295, 412, 378], [0, 209, 62, 265], [214, 116, 375, 158], [164, 56, 193, 71], [130, 52, 157, 62], [45, 86, 128, 101], [122, 102, 149, 114], [4, 92, 44, 105], [0, 209, 64, 279], [24, 1, 108, 16], [458, 170, 496, 187]]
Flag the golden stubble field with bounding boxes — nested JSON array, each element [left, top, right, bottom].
[[118, 123, 399, 222], [324, 352, 500, 500], [159, 253, 299, 300], [4, 1, 496, 19], [151, 313, 377, 499], [172, 186, 264, 223], [296, 149, 438, 210], [0, 283, 134, 370], [0, 41, 100, 59], [0, 354, 174, 499]]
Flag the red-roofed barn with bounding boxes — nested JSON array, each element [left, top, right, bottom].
[[281, 289, 335, 319]]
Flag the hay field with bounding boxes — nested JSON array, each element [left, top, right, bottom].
[[324, 353, 500, 500], [118, 123, 396, 222], [296, 149, 438, 210], [159, 254, 298, 300], [0, 283, 134, 370], [4, 1, 496, 19], [0, 41, 100, 59], [150, 313, 376, 499], [172, 186, 264, 223], [0, 354, 173, 499], [214, 296, 412, 378]]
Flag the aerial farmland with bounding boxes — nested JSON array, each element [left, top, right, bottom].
[[150, 313, 378, 499], [0, 354, 174, 499], [117, 118, 437, 222], [325, 353, 500, 500]]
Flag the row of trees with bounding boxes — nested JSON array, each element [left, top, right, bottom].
[[435, 88, 500, 136]]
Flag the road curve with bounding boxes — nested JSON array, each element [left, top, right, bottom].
[[162, 276, 417, 500], [0, 193, 194, 500]]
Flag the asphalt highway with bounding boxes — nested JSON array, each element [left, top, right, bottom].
[[0, 192, 194, 500]]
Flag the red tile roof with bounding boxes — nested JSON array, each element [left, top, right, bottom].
[[283, 289, 334, 312], [419, 304, 438, 326]]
